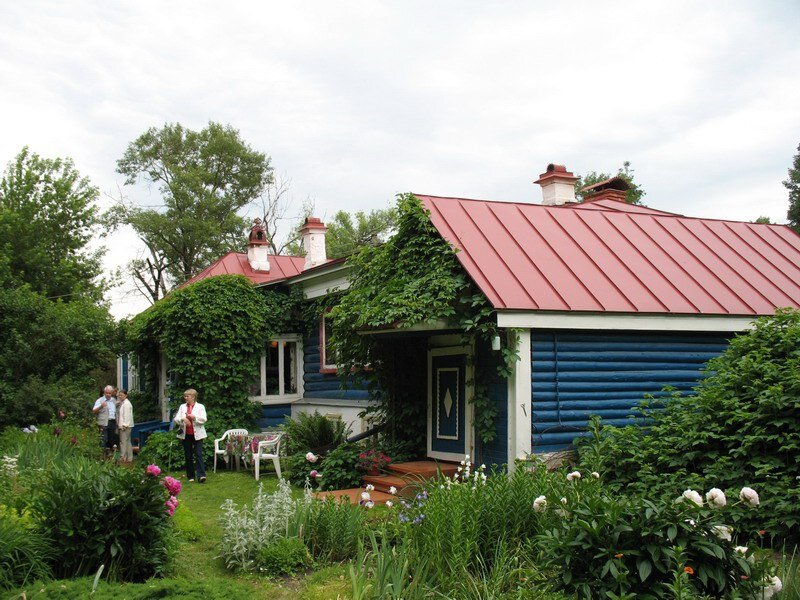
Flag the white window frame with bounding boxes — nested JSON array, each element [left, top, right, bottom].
[[249, 334, 304, 406], [320, 311, 338, 373]]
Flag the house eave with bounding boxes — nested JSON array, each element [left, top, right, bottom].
[[357, 319, 456, 336], [496, 311, 758, 332], [260, 259, 351, 299]]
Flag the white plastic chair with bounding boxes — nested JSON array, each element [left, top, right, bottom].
[[253, 432, 283, 480], [213, 428, 249, 472]]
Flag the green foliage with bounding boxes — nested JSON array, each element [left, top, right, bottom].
[[325, 207, 398, 259], [0, 147, 103, 300], [16, 576, 254, 599], [128, 276, 301, 431], [28, 459, 174, 581], [316, 443, 364, 491], [114, 122, 273, 287], [575, 161, 646, 205], [786, 142, 800, 233], [283, 410, 349, 455], [576, 308, 800, 542], [136, 430, 185, 473], [257, 536, 311, 576], [0, 510, 53, 591], [293, 496, 367, 562], [172, 502, 204, 541]]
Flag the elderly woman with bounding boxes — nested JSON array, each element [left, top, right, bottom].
[[173, 389, 208, 483], [117, 389, 134, 463]]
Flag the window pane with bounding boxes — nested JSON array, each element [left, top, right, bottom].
[[265, 342, 279, 395], [284, 341, 297, 394]]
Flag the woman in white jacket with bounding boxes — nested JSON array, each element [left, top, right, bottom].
[[173, 389, 208, 483]]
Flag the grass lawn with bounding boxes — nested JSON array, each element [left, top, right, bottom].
[[10, 469, 351, 600]]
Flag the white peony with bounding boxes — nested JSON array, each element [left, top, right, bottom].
[[306, 452, 318, 463], [734, 546, 748, 555], [591, 471, 600, 479], [533, 495, 547, 512], [681, 489, 704, 507], [762, 575, 783, 599], [566, 471, 581, 482], [712, 525, 733, 541], [739, 486, 760, 507], [705, 488, 727, 508]]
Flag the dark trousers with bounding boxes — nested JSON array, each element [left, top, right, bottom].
[[106, 419, 118, 448], [183, 434, 206, 480]]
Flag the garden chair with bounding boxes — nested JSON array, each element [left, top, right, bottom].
[[253, 432, 283, 480], [213, 428, 249, 472]]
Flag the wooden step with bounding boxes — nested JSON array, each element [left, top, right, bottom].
[[361, 474, 426, 496], [387, 460, 459, 478], [314, 488, 394, 505]]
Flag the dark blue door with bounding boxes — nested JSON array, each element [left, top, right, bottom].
[[430, 353, 467, 457]]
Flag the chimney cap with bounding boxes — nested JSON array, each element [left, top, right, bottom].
[[248, 218, 269, 246], [299, 216, 327, 233], [534, 163, 578, 184]]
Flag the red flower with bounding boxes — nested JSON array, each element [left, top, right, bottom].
[[758, 530, 767, 536], [684, 566, 694, 576]]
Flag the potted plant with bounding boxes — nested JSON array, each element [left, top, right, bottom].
[[357, 449, 392, 475]]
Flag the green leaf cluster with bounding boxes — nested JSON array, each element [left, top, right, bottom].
[[127, 275, 301, 430], [577, 308, 800, 542]]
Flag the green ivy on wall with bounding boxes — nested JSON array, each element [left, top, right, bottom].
[[127, 275, 302, 430]]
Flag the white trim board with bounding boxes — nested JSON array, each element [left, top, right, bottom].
[[496, 311, 756, 332]]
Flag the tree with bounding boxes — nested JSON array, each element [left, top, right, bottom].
[[0, 147, 104, 300], [114, 122, 273, 293], [325, 208, 398, 259], [784, 143, 800, 233], [575, 161, 646, 205]]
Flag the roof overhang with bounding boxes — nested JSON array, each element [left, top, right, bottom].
[[357, 319, 456, 336], [263, 259, 350, 299], [496, 311, 757, 332]]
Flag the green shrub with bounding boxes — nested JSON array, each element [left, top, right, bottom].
[[172, 502, 204, 542], [28, 458, 174, 582], [0, 510, 53, 591], [293, 495, 367, 562], [136, 430, 184, 472], [282, 410, 348, 455], [576, 308, 800, 543], [316, 443, 363, 491], [258, 536, 310, 576]]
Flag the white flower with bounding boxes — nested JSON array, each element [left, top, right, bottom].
[[305, 452, 318, 463], [480, 464, 486, 470], [681, 489, 704, 507], [734, 546, 748, 555], [365, 484, 374, 492], [388, 486, 397, 495], [555, 508, 568, 517], [739, 486, 760, 507], [560, 497, 568, 505], [591, 471, 600, 479], [464, 454, 470, 461], [566, 471, 581, 482], [712, 525, 733, 541], [365, 500, 374, 509], [385, 500, 393, 508], [684, 518, 696, 528], [533, 495, 547, 512], [360, 491, 371, 502], [705, 488, 727, 508], [762, 575, 783, 599], [29, 425, 38, 433]]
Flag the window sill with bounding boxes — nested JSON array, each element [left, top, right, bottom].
[[249, 395, 301, 406]]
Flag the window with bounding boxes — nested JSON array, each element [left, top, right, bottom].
[[320, 310, 337, 374], [250, 335, 302, 403]]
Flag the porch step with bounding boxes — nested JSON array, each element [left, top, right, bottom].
[[361, 474, 424, 496], [387, 460, 459, 478], [314, 488, 394, 505]]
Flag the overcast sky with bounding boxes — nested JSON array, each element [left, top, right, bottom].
[[1, 1, 799, 318]]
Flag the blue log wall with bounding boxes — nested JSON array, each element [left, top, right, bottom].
[[303, 331, 371, 401], [476, 342, 508, 468], [256, 404, 291, 430], [531, 330, 730, 453]]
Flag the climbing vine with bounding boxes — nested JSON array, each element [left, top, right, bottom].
[[329, 193, 518, 445], [127, 275, 302, 430]]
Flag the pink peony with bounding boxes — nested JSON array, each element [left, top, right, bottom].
[[306, 452, 318, 463], [145, 464, 162, 477], [163, 476, 182, 496]]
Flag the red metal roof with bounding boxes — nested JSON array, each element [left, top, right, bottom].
[[181, 252, 306, 287], [418, 194, 800, 315]]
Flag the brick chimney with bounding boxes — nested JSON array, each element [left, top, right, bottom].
[[300, 217, 327, 270], [580, 176, 630, 203], [534, 164, 579, 205], [247, 218, 270, 272]]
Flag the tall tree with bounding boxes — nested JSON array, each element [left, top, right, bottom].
[[325, 208, 398, 259], [784, 143, 800, 234], [575, 161, 646, 205], [0, 147, 104, 300], [114, 122, 273, 290]]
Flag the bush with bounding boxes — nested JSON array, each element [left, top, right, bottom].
[[293, 496, 367, 562], [576, 308, 800, 543], [282, 410, 349, 455], [172, 502, 204, 542], [258, 536, 310, 576], [136, 430, 184, 472], [0, 509, 53, 591], [316, 443, 364, 491], [28, 458, 175, 582]]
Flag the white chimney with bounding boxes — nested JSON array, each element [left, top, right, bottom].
[[247, 218, 270, 272], [534, 163, 579, 205], [300, 217, 327, 270]]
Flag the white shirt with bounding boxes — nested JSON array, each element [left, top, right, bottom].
[[93, 396, 117, 419]]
